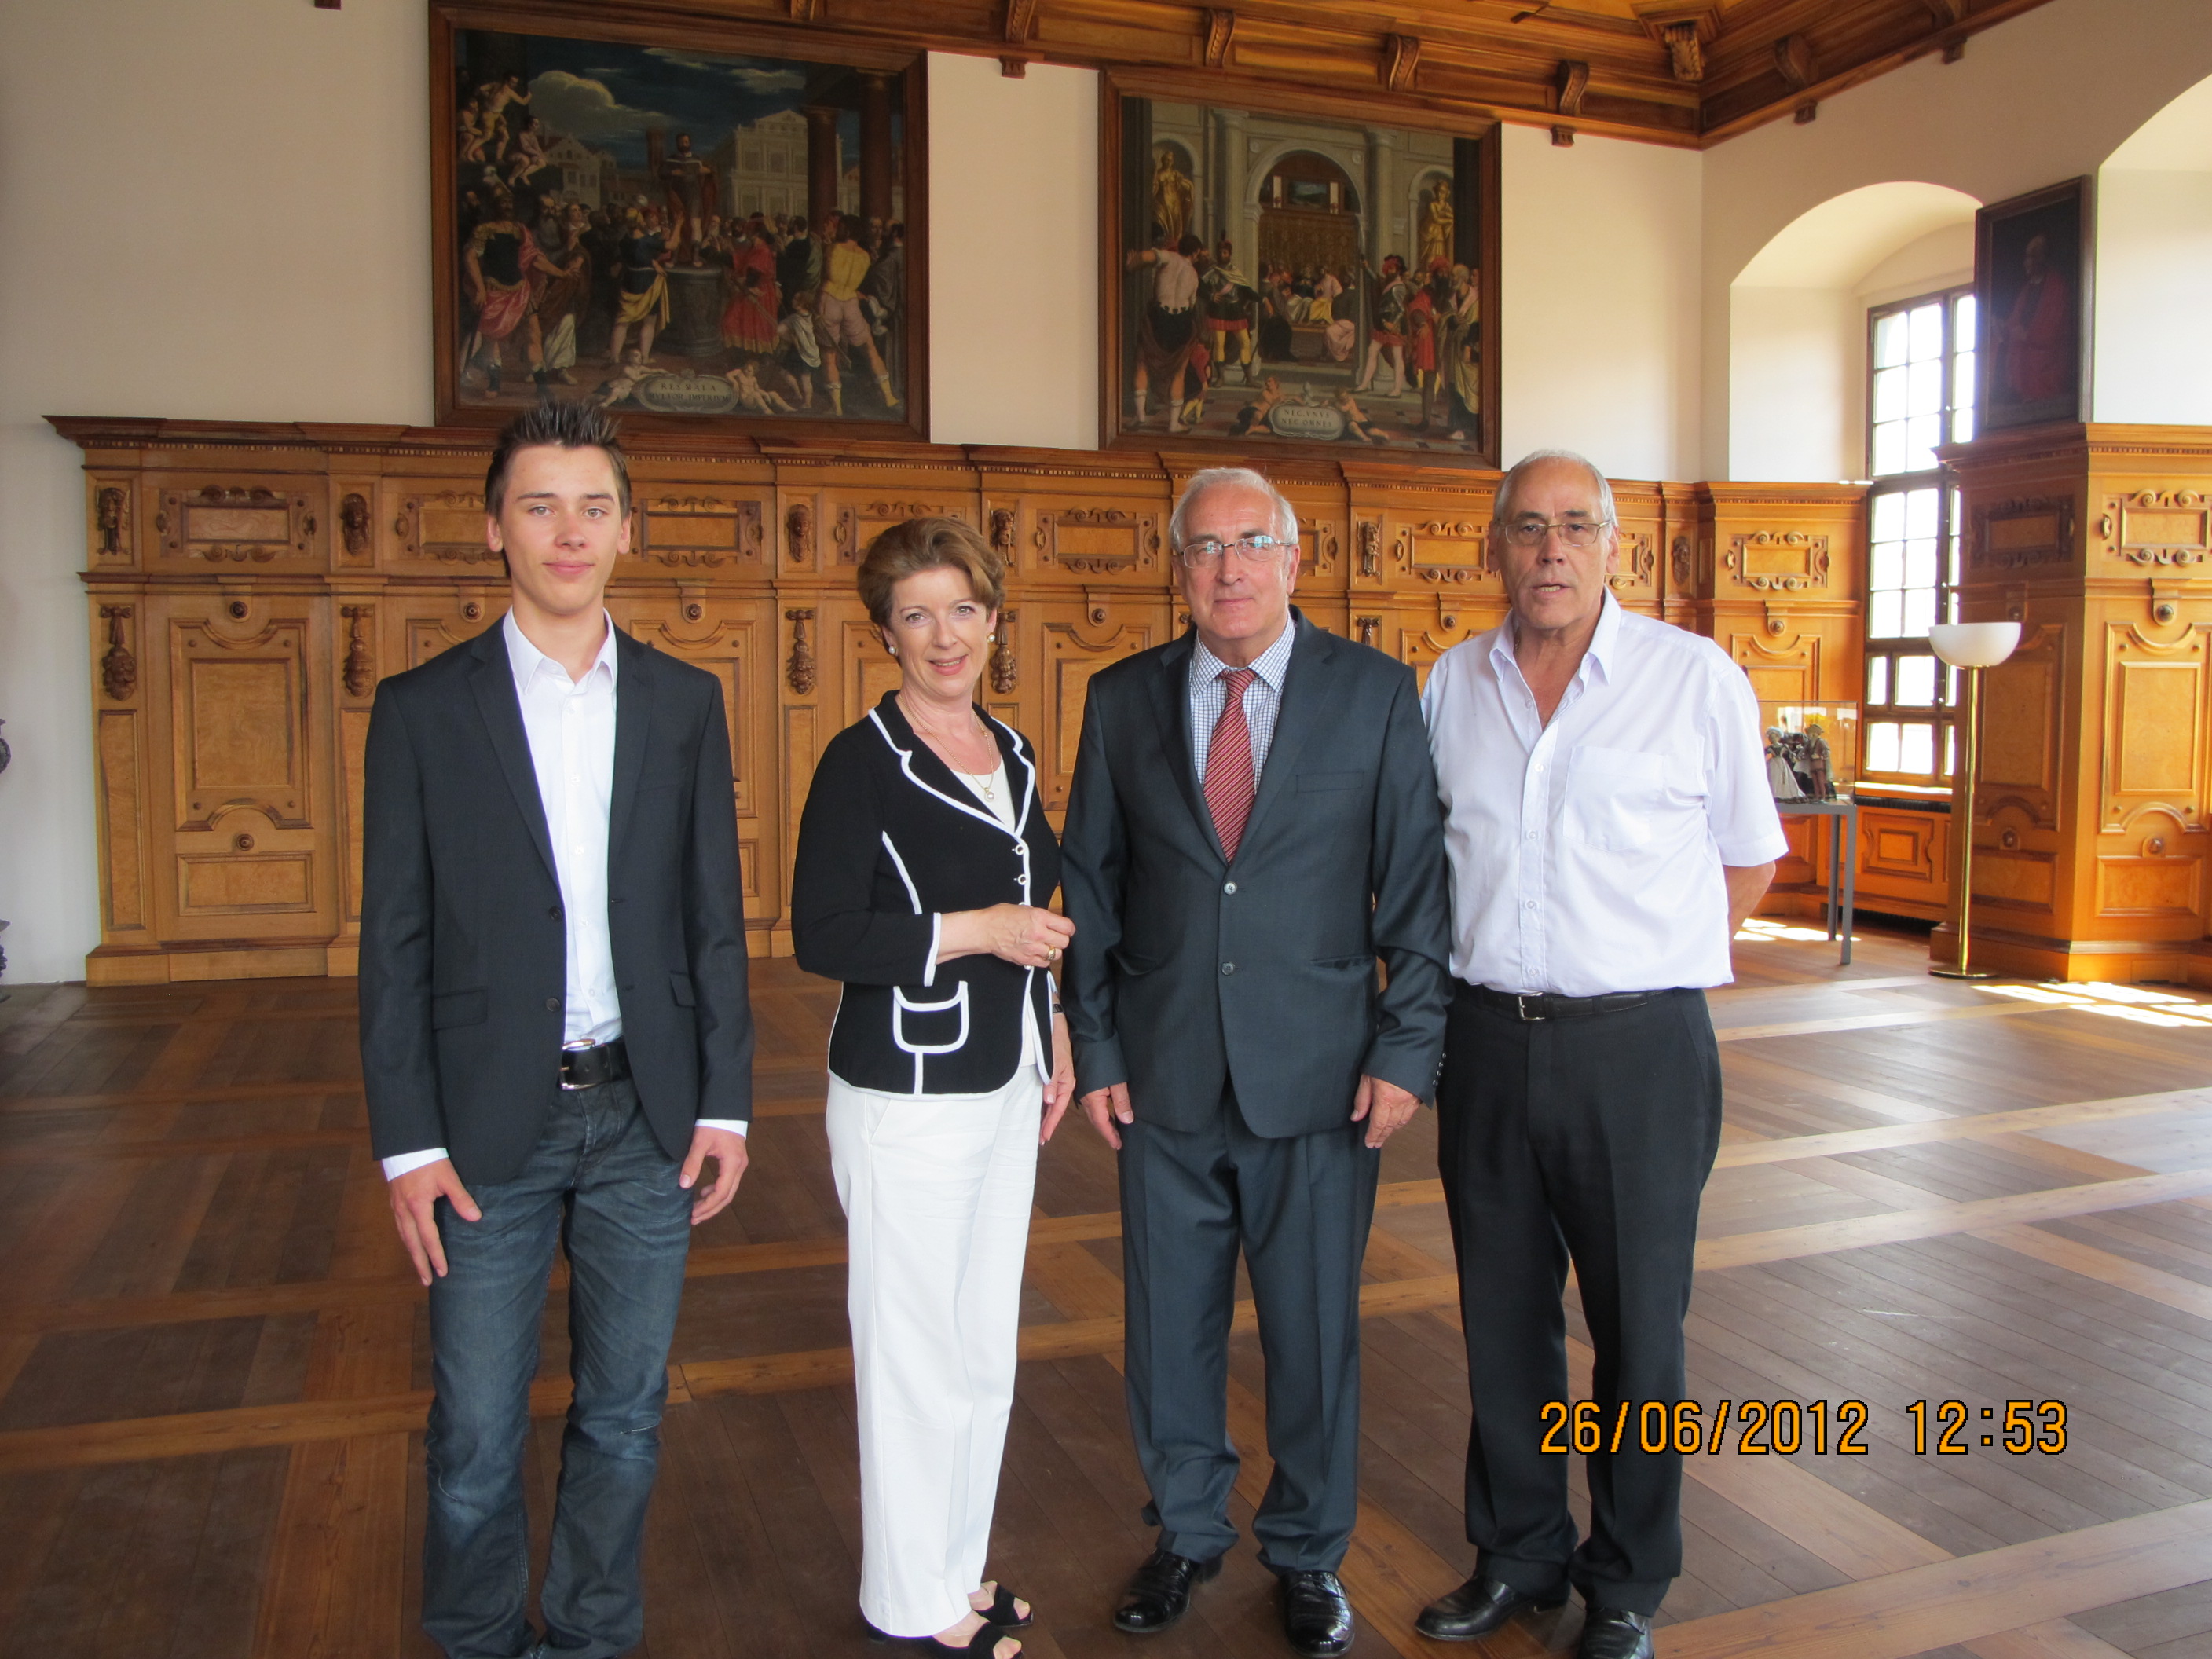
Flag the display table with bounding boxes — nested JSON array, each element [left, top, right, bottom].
[[1777, 797, 1859, 966]]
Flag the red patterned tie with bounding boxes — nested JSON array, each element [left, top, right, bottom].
[[1204, 668, 1258, 861]]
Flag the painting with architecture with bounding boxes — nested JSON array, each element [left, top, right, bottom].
[[437, 25, 917, 432], [1109, 93, 1497, 463]]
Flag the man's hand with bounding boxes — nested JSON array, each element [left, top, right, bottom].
[[388, 1158, 480, 1287], [1041, 1013, 1076, 1144], [1079, 1082, 1134, 1151], [1350, 1075, 1423, 1149], [680, 1124, 749, 1225]]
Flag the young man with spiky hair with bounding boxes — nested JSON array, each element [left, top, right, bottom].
[[360, 401, 754, 1659]]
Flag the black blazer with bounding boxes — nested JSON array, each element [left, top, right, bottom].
[[792, 693, 1060, 1095], [358, 621, 754, 1185], [1060, 610, 1449, 1137]]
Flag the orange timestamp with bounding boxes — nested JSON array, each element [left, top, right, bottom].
[[1537, 1398, 2070, 1456]]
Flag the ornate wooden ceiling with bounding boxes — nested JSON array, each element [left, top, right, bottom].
[[482, 0, 2058, 146]]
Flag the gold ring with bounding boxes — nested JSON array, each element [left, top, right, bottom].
[[1048, 947, 1060, 962]]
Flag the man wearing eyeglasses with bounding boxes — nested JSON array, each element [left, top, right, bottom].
[[1415, 451, 1782, 1659], [1061, 467, 1449, 1659]]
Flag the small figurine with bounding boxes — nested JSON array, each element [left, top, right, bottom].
[[1802, 720, 1834, 802], [1765, 726, 1805, 801]]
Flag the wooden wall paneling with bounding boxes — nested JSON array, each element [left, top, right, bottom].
[[1608, 479, 1667, 620], [615, 594, 778, 953], [1942, 422, 2212, 984], [53, 416, 1914, 980], [85, 585, 159, 983], [1855, 803, 1950, 921], [152, 588, 339, 980]]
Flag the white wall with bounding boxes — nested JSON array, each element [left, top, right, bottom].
[[1700, 0, 2212, 477], [1499, 125, 1703, 483], [926, 53, 1098, 449], [2096, 169, 2212, 423], [0, 0, 432, 984]]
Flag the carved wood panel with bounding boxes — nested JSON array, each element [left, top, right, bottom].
[[156, 595, 334, 943], [152, 482, 322, 568], [1039, 602, 1165, 811], [2102, 624, 2207, 833]]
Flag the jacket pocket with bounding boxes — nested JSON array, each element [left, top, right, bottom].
[[892, 982, 970, 1055], [669, 971, 697, 1008], [1298, 770, 1363, 792], [432, 988, 488, 1030]]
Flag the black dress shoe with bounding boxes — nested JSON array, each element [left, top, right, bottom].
[[1577, 1606, 1655, 1659], [1415, 1573, 1569, 1640], [1112, 1549, 1222, 1633], [1279, 1570, 1354, 1659]]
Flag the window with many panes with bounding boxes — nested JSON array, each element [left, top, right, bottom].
[[1862, 285, 1976, 787]]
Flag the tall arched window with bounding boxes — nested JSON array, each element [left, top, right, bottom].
[[1862, 285, 1976, 787]]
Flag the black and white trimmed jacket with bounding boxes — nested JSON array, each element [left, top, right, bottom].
[[791, 691, 1061, 1096]]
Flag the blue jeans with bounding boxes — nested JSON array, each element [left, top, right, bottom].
[[422, 1076, 690, 1659]]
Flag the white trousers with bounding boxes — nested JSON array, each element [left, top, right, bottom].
[[826, 1068, 1042, 1637]]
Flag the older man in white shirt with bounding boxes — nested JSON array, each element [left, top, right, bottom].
[[1415, 451, 1783, 1659]]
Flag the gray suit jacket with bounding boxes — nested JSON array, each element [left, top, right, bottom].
[[1060, 611, 1450, 1137]]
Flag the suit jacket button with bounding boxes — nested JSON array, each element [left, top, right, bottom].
[[1224, 881, 1237, 895], [545, 997, 561, 1012], [548, 904, 562, 918], [1221, 962, 1235, 975]]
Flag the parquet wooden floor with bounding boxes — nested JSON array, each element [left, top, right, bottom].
[[2, 922, 2210, 1659]]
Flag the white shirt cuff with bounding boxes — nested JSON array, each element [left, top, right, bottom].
[[382, 1146, 449, 1181], [697, 1118, 749, 1137]]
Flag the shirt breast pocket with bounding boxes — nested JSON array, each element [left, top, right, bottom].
[[1564, 745, 1669, 854]]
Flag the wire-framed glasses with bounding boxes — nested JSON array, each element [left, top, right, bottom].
[[1500, 518, 1610, 548], [1177, 533, 1294, 569]]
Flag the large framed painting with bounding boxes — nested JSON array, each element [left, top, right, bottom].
[[1101, 80, 1500, 464], [1974, 177, 2093, 434], [430, 9, 926, 438]]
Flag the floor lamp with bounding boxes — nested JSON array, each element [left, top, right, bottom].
[[1927, 621, 2021, 980]]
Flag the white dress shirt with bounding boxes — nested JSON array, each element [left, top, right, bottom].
[[1188, 616, 1296, 784], [383, 610, 745, 1181], [1421, 593, 1786, 997]]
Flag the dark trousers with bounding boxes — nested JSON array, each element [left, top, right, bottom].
[[423, 1077, 691, 1659], [1119, 1088, 1379, 1572], [1436, 985, 1722, 1616]]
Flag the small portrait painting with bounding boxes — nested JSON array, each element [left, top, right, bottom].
[[1976, 178, 2091, 433]]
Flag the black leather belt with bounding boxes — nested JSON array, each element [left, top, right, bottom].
[[1467, 985, 1667, 1022], [559, 1038, 629, 1090]]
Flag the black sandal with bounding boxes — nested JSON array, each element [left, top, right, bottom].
[[977, 1586, 1034, 1630], [862, 1616, 1023, 1654]]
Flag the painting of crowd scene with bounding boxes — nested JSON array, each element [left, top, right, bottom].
[[1111, 97, 1496, 461], [438, 27, 917, 429]]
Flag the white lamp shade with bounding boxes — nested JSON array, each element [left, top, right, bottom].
[[1926, 621, 2020, 669]]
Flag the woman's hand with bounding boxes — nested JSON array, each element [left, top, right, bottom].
[[937, 903, 1074, 969], [1041, 1012, 1075, 1143]]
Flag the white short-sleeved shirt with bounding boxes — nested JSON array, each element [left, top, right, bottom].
[[1421, 593, 1788, 997]]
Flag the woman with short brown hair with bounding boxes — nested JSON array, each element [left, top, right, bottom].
[[793, 516, 1073, 1657]]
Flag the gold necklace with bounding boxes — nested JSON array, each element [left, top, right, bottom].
[[902, 692, 994, 794]]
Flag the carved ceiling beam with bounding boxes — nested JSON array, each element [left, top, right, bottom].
[[1203, 8, 1235, 69], [1553, 58, 1589, 117], [1382, 31, 1421, 93], [1632, 2, 1719, 82], [1773, 33, 1816, 90]]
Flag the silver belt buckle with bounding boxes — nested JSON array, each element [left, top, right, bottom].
[[560, 1038, 593, 1090], [1517, 993, 1544, 1022]]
